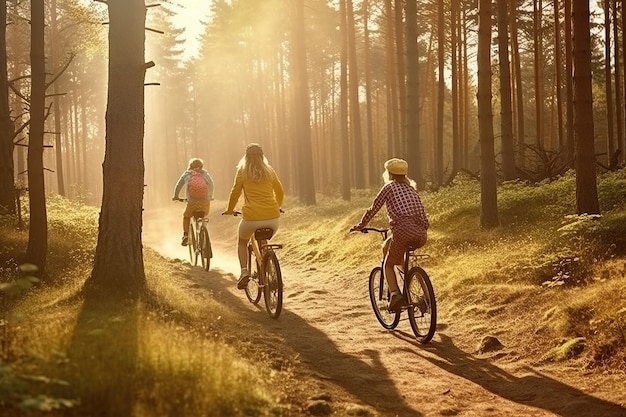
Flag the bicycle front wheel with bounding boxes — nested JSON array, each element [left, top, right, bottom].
[[406, 267, 437, 343], [188, 221, 198, 266], [199, 226, 211, 271], [262, 250, 283, 319], [368, 266, 400, 329]]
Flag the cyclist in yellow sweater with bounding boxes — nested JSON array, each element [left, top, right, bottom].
[[222, 143, 285, 289]]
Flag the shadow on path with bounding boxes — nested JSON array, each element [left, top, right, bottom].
[[63, 293, 140, 417], [415, 334, 626, 417], [192, 267, 424, 417]]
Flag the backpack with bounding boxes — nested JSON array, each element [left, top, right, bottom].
[[188, 170, 208, 199]]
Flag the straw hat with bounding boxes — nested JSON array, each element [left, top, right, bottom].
[[384, 158, 408, 175]]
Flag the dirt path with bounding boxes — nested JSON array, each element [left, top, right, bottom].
[[144, 208, 626, 417]]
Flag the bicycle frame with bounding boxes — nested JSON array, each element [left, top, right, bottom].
[[229, 210, 284, 319], [356, 226, 437, 343]]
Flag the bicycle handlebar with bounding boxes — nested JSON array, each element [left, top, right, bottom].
[[350, 226, 389, 234]]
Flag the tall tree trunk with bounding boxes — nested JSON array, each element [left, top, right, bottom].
[[405, 0, 422, 188], [25, 0, 48, 274], [497, 0, 515, 180], [339, 0, 350, 200], [363, 0, 377, 186], [291, 0, 316, 204], [554, 0, 564, 149], [613, 0, 623, 167], [451, 0, 460, 179], [385, 0, 399, 158], [346, 0, 364, 188], [478, 0, 499, 228], [534, 0, 544, 145], [50, 0, 65, 196], [572, 0, 600, 215], [0, 0, 15, 214], [394, 0, 406, 156], [435, 0, 444, 186], [88, 0, 147, 295], [605, 0, 616, 165], [510, 0, 525, 166], [565, 0, 575, 164]]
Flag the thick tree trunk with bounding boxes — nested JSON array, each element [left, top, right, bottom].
[[50, 0, 65, 196], [25, 0, 48, 274], [478, 0, 499, 228], [572, 0, 600, 215], [88, 0, 147, 295]]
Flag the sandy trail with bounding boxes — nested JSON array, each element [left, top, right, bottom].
[[143, 206, 626, 417]]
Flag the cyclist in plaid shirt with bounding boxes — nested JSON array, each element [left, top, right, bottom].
[[351, 158, 429, 312]]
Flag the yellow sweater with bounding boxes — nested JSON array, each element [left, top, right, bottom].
[[226, 167, 284, 221]]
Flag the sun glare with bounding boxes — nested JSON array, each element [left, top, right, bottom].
[[169, 0, 213, 60]]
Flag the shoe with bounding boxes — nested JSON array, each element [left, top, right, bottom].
[[181, 235, 189, 246], [237, 272, 251, 289], [415, 296, 428, 314], [388, 292, 405, 312]]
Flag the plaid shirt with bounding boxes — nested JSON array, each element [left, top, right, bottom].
[[357, 181, 429, 230]]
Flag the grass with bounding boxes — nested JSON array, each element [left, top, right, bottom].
[[1, 168, 626, 415]]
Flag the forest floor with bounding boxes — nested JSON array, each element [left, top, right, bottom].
[[144, 206, 626, 417]]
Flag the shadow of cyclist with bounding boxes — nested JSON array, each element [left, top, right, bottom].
[[413, 333, 626, 417], [196, 266, 424, 417]]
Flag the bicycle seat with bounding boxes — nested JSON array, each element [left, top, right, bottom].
[[192, 210, 205, 219], [254, 227, 274, 241]]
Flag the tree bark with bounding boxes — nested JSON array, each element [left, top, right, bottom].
[[572, 0, 600, 215], [88, 0, 147, 295], [478, 0, 500, 228], [497, 0, 515, 180], [25, 0, 48, 274]]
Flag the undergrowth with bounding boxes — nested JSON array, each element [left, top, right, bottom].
[[0, 167, 625, 416]]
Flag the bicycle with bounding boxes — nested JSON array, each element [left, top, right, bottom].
[[226, 210, 283, 319], [352, 227, 437, 344], [175, 198, 212, 271]]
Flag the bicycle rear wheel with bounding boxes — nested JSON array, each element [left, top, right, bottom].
[[406, 267, 437, 343], [199, 226, 211, 271], [262, 250, 283, 319], [188, 221, 198, 266], [368, 266, 400, 329], [244, 245, 262, 304]]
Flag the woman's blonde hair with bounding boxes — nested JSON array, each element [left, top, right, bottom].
[[237, 143, 272, 182], [383, 170, 417, 189]]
